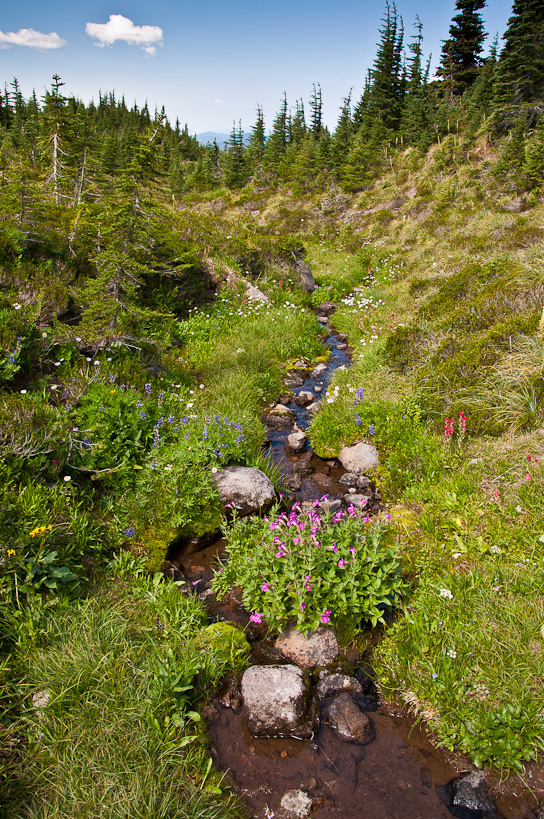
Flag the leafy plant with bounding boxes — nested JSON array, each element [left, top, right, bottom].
[[213, 504, 404, 634]]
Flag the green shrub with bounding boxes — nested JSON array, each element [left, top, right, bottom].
[[213, 504, 404, 635]]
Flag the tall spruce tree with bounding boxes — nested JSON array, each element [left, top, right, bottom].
[[354, 3, 405, 133], [493, 0, 544, 128], [309, 84, 323, 138], [436, 0, 487, 99]]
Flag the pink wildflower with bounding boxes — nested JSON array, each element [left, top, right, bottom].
[[261, 582, 269, 592], [338, 558, 347, 568], [320, 609, 331, 624], [250, 612, 263, 624]]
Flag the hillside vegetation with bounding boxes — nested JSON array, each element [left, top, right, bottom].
[[2, 0, 544, 814]]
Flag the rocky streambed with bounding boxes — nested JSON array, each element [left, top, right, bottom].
[[168, 307, 537, 819]]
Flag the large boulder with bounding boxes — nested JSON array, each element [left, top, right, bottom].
[[338, 442, 379, 475], [213, 466, 275, 516], [323, 692, 373, 744], [241, 665, 314, 738], [276, 625, 339, 669]]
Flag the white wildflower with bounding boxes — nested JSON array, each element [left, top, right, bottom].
[[439, 588, 453, 600]]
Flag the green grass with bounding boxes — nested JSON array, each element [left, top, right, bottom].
[[3, 565, 248, 818]]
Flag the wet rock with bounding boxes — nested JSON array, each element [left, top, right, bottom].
[[314, 384, 323, 393], [279, 789, 313, 818], [276, 625, 339, 669], [262, 404, 296, 428], [285, 373, 306, 388], [339, 472, 358, 487], [307, 402, 320, 415], [453, 771, 495, 814], [311, 363, 328, 378], [278, 393, 292, 405], [241, 665, 313, 738], [336, 343, 348, 350], [312, 473, 332, 489], [292, 455, 313, 476], [286, 431, 308, 454], [287, 474, 302, 491], [323, 692, 373, 744], [245, 283, 270, 303], [343, 493, 370, 508], [338, 442, 380, 474], [357, 476, 371, 490], [337, 333, 348, 341], [317, 302, 337, 316], [214, 466, 275, 516], [295, 259, 317, 293], [317, 315, 330, 324], [295, 390, 314, 407], [319, 498, 342, 515], [317, 673, 363, 699]]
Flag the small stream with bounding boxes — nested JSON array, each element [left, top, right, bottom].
[[168, 313, 534, 819]]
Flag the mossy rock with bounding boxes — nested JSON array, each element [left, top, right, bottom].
[[198, 622, 250, 666], [142, 524, 179, 572]]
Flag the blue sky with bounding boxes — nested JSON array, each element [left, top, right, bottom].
[[1, 1, 514, 134]]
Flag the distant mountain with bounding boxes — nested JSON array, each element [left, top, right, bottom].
[[195, 132, 252, 149]]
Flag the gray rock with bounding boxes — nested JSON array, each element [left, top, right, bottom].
[[317, 302, 337, 316], [286, 431, 308, 453], [241, 665, 313, 738], [314, 384, 323, 393], [292, 456, 313, 476], [336, 343, 347, 350], [312, 473, 332, 489], [307, 402, 320, 415], [276, 625, 339, 669], [295, 391, 314, 407], [279, 789, 313, 818], [319, 498, 342, 515], [317, 674, 363, 699], [285, 373, 305, 388], [244, 282, 270, 303], [453, 771, 495, 813], [339, 472, 358, 486], [262, 404, 296, 428], [357, 476, 371, 490], [318, 315, 330, 324], [311, 362, 328, 378], [295, 259, 317, 294], [214, 466, 275, 516], [323, 692, 373, 744], [338, 442, 379, 474], [343, 493, 369, 508]]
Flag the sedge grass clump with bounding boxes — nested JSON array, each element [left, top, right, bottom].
[[8, 572, 247, 818], [213, 504, 404, 635], [376, 557, 544, 773]]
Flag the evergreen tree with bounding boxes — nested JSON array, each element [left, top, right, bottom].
[[436, 0, 487, 99], [246, 106, 266, 179], [401, 20, 435, 148], [309, 83, 323, 138], [224, 121, 248, 187], [263, 93, 288, 178], [354, 3, 405, 133], [493, 0, 544, 128], [332, 91, 353, 174]]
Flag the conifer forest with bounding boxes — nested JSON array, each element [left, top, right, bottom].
[[2, 1, 544, 816]]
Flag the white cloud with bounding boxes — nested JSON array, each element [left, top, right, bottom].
[[85, 14, 163, 56], [0, 28, 66, 50], [214, 98, 223, 104]]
